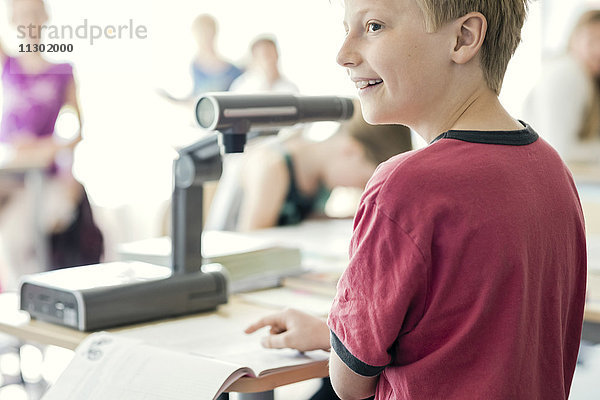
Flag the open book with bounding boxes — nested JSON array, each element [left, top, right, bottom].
[[42, 313, 329, 400]]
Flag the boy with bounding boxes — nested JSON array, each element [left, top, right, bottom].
[[245, 0, 587, 399]]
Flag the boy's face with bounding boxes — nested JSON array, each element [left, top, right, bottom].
[[338, 0, 452, 127]]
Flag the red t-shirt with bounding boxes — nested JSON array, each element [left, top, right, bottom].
[[328, 125, 587, 400]]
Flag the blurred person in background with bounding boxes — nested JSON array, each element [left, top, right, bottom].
[[0, 0, 103, 291], [229, 34, 299, 93], [523, 8, 600, 163], [205, 101, 413, 232], [158, 13, 243, 103], [190, 14, 242, 96]]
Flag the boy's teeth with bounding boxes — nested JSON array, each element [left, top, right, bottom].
[[355, 79, 382, 89]]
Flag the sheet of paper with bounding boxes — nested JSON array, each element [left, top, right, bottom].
[[42, 332, 246, 400], [238, 287, 334, 317], [248, 219, 353, 261]]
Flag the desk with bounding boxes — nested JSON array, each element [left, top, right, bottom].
[[586, 304, 600, 324], [587, 272, 600, 324], [0, 147, 54, 269], [570, 162, 600, 185], [2, 277, 599, 398], [0, 292, 328, 398]]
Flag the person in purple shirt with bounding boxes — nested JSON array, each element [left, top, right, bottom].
[[0, 0, 79, 153], [0, 0, 102, 291]]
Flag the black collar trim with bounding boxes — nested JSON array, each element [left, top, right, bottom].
[[430, 122, 538, 146]]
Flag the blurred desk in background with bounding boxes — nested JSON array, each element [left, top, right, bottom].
[[116, 218, 600, 326], [578, 175, 600, 329], [587, 271, 600, 324], [570, 162, 600, 185]]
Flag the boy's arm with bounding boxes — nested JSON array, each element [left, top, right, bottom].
[[327, 197, 428, 398], [329, 349, 378, 400]]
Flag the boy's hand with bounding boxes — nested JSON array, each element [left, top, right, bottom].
[[245, 308, 331, 352]]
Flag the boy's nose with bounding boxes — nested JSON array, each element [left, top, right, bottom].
[[336, 37, 359, 68]]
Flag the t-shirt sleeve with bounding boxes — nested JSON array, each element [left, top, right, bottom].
[[327, 200, 428, 376]]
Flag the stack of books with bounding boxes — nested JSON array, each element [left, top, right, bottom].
[[117, 231, 302, 293]]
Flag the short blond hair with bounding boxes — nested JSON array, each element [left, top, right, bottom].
[[415, 0, 529, 94]]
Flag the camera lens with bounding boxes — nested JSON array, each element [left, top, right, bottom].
[[196, 97, 216, 129]]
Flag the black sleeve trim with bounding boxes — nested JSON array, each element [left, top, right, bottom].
[[330, 330, 387, 377]]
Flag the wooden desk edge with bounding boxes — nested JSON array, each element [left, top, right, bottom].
[[0, 319, 86, 350], [584, 306, 600, 324], [226, 360, 329, 393]]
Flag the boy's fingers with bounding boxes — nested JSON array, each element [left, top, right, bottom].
[[261, 333, 289, 349], [269, 326, 286, 335], [244, 322, 263, 334], [244, 313, 285, 334]]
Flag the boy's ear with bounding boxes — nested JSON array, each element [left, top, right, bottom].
[[451, 12, 487, 65]]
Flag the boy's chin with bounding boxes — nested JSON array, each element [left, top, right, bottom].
[[361, 108, 395, 126]]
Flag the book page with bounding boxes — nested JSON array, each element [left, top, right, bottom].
[[116, 313, 329, 374], [42, 333, 249, 400]]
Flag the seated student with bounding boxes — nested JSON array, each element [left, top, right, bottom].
[[246, 0, 586, 399], [0, 0, 103, 290], [205, 101, 413, 232], [522, 8, 600, 163]]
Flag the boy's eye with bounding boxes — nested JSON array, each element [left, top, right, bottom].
[[367, 22, 382, 32]]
